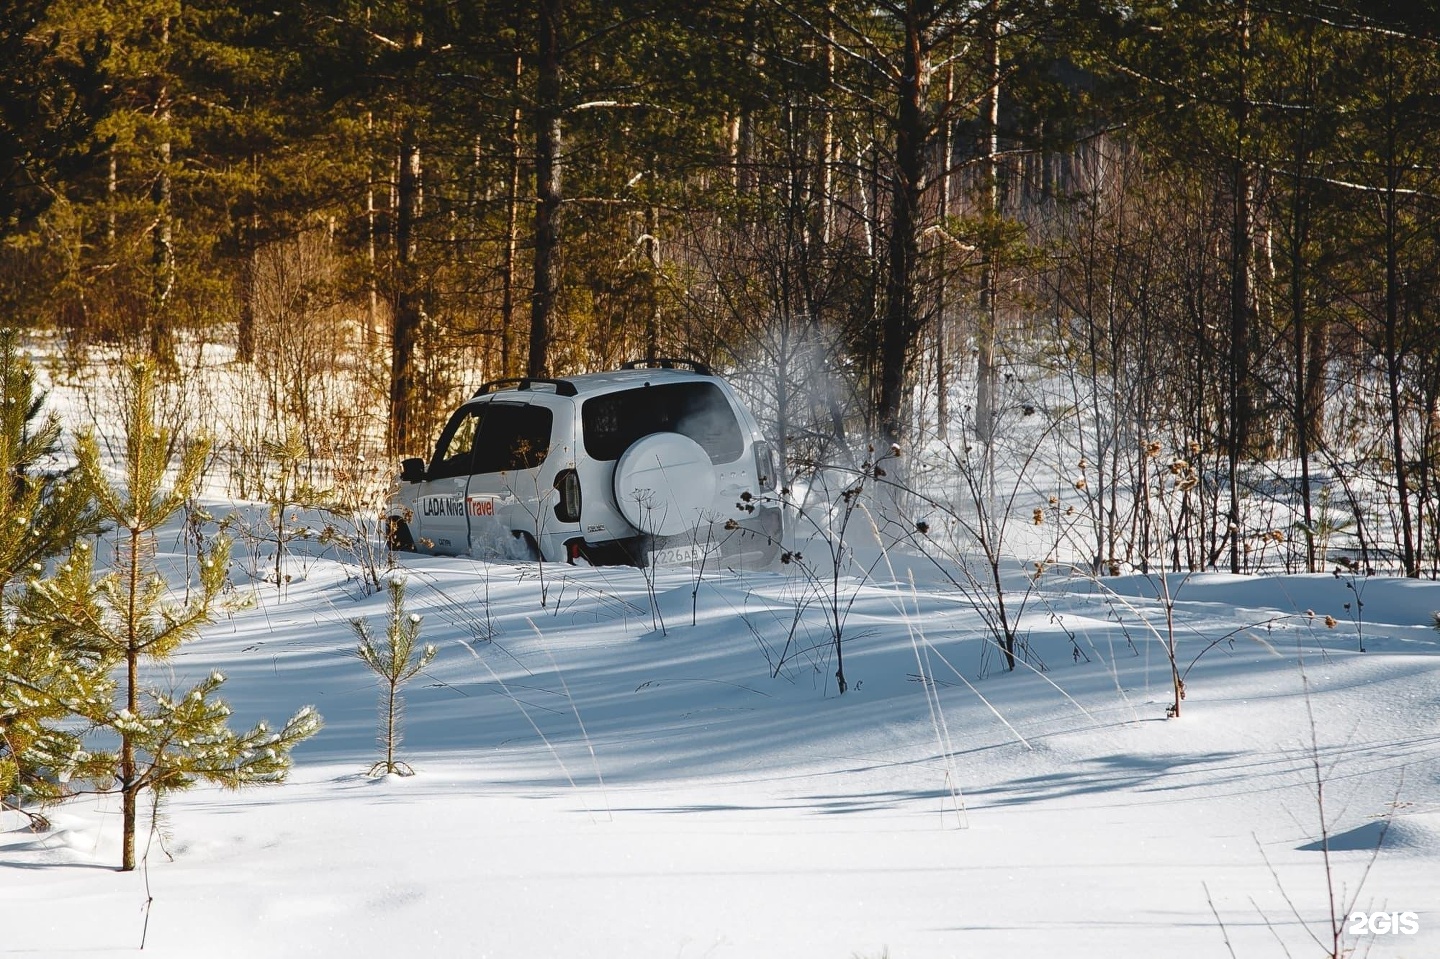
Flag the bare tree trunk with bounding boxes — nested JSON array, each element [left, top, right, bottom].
[[815, 18, 836, 250], [1227, 0, 1254, 574], [150, 14, 175, 367], [151, 149, 173, 360], [727, 113, 740, 186], [390, 122, 423, 455], [1385, 183, 1417, 577], [974, 2, 1001, 445], [1292, 245, 1316, 571], [936, 66, 953, 441], [777, 316, 791, 480], [877, 0, 929, 448], [107, 149, 118, 244], [736, 4, 758, 195], [1306, 316, 1327, 445], [237, 179, 259, 364], [238, 241, 258, 364], [1289, 163, 1316, 571], [365, 112, 380, 357], [645, 202, 661, 360], [502, 54, 523, 378], [529, 0, 564, 378]]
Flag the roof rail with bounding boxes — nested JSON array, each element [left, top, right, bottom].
[[473, 376, 578, 397], [618, 357, 714, 376]]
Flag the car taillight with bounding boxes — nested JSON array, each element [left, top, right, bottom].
[[554, 469, 582, 522], [754, 441, 779, 491]]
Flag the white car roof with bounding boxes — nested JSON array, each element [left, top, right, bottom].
[[469, 367, 723, 402], [561, 368, 716, 394]]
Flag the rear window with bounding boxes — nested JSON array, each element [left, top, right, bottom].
[[582, 382, 744, 463]]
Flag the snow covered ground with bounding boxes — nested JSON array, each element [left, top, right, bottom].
[[4, 530, 1439, 957]]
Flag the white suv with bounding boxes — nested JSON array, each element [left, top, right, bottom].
[[387, 359, 783, 568]]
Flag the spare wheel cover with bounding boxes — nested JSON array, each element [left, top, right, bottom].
[[613, 433, 717, 536]]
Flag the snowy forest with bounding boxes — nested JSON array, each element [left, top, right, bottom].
[[6, 4, 1440, 956], [5, 0, 1440, 580]]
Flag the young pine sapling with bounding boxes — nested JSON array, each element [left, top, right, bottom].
[[70, 362, 322, 871], [352, 578, 436, 776]]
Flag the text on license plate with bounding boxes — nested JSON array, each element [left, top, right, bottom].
[[651, 543, 704, 566]]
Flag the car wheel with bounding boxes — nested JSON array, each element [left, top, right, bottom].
[[510, 530, 543, 562], [386, 517, 415, 551]]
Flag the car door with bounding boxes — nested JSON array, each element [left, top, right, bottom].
[[464, 399, 558, 557], [413, 404, 483, 554]]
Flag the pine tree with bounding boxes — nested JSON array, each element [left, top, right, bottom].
[[0, 328, 105, 826], [352, 577, 434, 777], [0, 1, 111, 235], [64, 362, 321, 871]]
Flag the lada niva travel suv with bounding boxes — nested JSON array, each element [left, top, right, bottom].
[[387, 359, 784, 568]]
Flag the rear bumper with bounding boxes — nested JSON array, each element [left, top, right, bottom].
[[553, 504, 784, 570]]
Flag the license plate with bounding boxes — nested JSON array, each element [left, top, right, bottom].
[[651, 543, 704, 566]]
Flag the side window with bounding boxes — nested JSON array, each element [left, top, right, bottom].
[[428, 408, 482, 480], [473, 404, 554, 474]]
